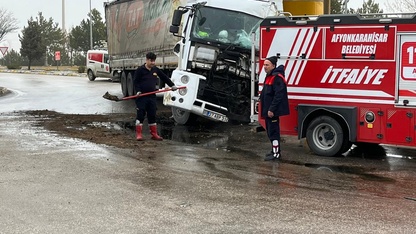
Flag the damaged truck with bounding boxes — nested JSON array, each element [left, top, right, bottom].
[[104, 0, 281, 124]]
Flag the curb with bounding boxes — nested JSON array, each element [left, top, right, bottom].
[[0, 69, 85, 77]]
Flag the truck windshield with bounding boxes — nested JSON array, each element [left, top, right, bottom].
[[191, 7, 262, 49]]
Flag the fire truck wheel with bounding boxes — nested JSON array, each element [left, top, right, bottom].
[[127, 72, 135, 97], [306, 116, 344, 157], [121, 71, 128, 97], [87, 70, 96, 81], [172, 107, 197, 125]]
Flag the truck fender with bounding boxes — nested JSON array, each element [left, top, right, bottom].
[[297, 104, 357, 142]]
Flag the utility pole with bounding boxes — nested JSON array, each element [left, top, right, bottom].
[[62, 0, 65, 32], [90, 0, 93, 49]]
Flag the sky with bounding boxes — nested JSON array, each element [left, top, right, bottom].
[[0, 0, 388, 57], [0, 0, 107, 56]]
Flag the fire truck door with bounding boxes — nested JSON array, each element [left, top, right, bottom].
[[398, 34, 416, 106]]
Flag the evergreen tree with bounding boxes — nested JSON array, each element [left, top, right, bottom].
[[350, 0, 383, 14], [19, 18, 43, 70], [331, 0, 343, 14], [35, 12, 66, 66], [1, 49, 22, 69], [68, 8, 106, 53]]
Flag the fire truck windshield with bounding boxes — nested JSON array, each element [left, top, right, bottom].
[[191, 7, 262, 49]]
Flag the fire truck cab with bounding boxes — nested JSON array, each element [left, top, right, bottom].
[[258, 13, 416, 156]]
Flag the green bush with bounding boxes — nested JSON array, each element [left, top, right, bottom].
[[7, 64, 22, 69], [78, 66, 86, 73]]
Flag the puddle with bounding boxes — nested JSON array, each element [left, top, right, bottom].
[[111, 119, 233, 149], [304, 163, 395, 182]]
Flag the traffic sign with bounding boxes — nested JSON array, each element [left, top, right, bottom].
[[0, 47, 8, 56], [55, 51, 61, 61]]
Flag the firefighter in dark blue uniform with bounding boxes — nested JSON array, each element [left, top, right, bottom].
[[259, 56, 290, 161], [133, 52, 177, 141]]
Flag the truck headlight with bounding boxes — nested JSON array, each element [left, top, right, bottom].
[[181, 75, 189, 84], [178, 88, 187, 96]]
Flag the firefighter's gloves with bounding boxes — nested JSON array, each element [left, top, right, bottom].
[[171, 86, 178, 91], [136, 91, 141, 96]]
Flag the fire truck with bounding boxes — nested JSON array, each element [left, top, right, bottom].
[[258, 13, 416, 156]]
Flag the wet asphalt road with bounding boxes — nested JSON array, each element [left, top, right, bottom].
[[1, 72, 416, 233]]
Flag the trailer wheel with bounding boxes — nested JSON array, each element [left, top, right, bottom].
[[87, 70, 96, 81], [121, 71, 128, 97], [306, 116, 344, 157], [127, 72, 135, 96], [172, 107, 197, 125]]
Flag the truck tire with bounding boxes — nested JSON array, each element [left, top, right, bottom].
[[172, 107, 197, 125], [306, 116, 344, 157], [127, 72, 135, 97], [121, 71, 128, 97], [87, 70, 96, 81]]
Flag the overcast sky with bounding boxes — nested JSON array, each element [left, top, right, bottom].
[[0, 0, 107, 55], [0, 0, 388, 57]]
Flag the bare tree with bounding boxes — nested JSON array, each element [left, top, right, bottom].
[[385, 0, 416, 12], [0, 8, 19, 42]]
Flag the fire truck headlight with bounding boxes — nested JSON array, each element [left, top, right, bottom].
[[178, 88, 187, 96], [181, 75, 189, 84], [365, 112, 375, 123]]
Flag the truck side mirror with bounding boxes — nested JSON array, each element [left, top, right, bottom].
[[170, 25, 179, 34], [171, 10, 183, 27]]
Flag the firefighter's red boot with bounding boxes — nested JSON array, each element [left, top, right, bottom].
[[135, 124, 143, 141], [149, 124, 163, 141]]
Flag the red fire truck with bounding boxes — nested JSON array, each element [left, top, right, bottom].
[[258, 14, 416, 157]]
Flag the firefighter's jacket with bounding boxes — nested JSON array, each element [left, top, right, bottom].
[[260, 65, 290, 118], [134, 64, 175, 95]]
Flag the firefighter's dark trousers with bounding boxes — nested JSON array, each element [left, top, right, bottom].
[[135, 96, 157, 124], [265, 117, 281, 155]]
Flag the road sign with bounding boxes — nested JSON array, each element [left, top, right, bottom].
[[55, 51, 61, 61], [0, 47, 8, 56]]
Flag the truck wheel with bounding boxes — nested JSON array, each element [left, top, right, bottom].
[[306, 116, 344, 157], [172, 107, 197, 125], [127, 72, 134, 97], [87, 70, 96, 81], [121, 71, 128, 97]]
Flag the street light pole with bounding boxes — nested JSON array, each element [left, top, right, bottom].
[[89, 0, 93, 49]]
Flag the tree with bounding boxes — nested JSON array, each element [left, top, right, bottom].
[[331, 0, 343, 14], [350, 0, 383, 14], [0, 8, 19, 42], [19, 18, 43, 70], [0, 49, 22, 69], [386, 0, 416, 13], [68, 8, 106, 53], [34, 12, 67, 65]]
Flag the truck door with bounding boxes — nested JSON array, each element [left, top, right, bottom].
[[398, 34, 416, 106]]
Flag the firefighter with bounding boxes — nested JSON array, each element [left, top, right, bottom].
[[260, 56, 290, 161], [133, 52, 177, 141]]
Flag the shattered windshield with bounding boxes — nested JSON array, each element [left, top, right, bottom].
[[191, 7, 262, 49]]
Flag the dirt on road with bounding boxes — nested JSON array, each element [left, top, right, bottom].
[[23, 107, 286, 158], [0, 85, 299, 158]]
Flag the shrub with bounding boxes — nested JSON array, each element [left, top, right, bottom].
[[7, 64, 22, 69], [78, 66, 86, 73]]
